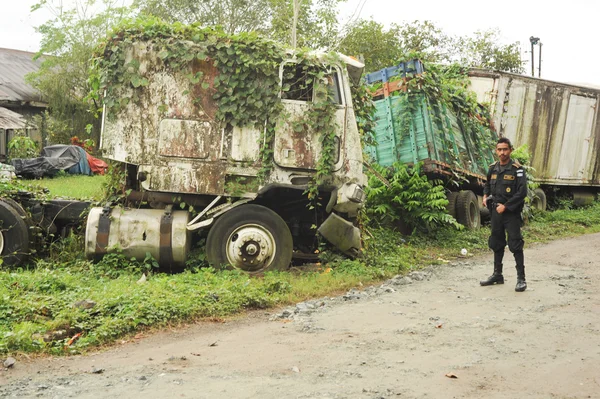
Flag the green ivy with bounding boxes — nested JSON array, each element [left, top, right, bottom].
[[379, 58, 497, 176], [89, 17, 341, 205]]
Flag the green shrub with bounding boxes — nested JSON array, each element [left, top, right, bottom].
[[8, 135, 38, 161], [365, 162, 462, 232]]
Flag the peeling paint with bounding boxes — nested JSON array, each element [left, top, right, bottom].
[[101, 40, 366, 214]]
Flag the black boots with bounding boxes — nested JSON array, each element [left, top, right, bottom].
[[480, 264, 504, 286], [481, 251, 505, 286], [515, 266, 527, 292], [481, 251, 527, 291]]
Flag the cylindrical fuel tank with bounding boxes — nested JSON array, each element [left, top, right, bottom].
[[85, 207, 190, 267]]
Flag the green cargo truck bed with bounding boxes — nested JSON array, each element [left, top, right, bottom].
[[366, 92, 497, 180]]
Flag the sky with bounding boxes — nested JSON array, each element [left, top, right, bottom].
[[1, 0, 600, 86]]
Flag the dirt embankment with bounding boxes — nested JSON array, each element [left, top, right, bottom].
[[2, 233, 599, 399]]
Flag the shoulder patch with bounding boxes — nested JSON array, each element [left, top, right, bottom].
[[516, 169, 524, 177], [489, 161, 498, 168], [512, 160, 522, 168]]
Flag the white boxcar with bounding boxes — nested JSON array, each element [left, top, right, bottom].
[[469, 69, 600, 198]]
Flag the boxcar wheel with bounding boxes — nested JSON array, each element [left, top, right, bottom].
[[532, 188, 547, 211]]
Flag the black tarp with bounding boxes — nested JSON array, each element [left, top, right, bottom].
[[11, 145, 84, 178]]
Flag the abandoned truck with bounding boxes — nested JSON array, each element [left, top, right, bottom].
[[469, 70, 600, 206], [364, 60, 499, 230], [0, 24, 367, 272]]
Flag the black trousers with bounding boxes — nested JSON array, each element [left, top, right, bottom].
[[488, 209, 525, 270]]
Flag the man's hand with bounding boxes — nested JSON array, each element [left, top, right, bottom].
[[482, 195, 488, 208], [496, 203, 506, 214]]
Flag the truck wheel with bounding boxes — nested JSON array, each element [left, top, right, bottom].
[[0, 199, 30, 267], [446, 192, 459, 218], [206, 204, 293, 274], [531, 188, 547, 211], [456, 190, 481, 230]]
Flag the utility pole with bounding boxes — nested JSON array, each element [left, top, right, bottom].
[[538, 42, 543, 78], [292, 0, 299, 48], [529, 36, 540, 78]]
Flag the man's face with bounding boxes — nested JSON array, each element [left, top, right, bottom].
[[496, 142, 512, 164]]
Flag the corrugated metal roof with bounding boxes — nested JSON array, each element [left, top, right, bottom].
[[0, 48, 45, 104], [0, 106, 27, 129]]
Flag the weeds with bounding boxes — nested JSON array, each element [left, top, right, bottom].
[[1, 201, 599, 355], [30, 174, 107, 201]]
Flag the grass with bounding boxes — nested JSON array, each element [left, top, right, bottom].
[[29, 173, 107, 201], [1, 175, 600, 355]]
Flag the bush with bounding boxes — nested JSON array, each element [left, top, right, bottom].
[[365, 162, 462, 233], [8, 135, 38, 161]]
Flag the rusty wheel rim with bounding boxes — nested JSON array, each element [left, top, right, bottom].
[[225, 224, 276, 272]]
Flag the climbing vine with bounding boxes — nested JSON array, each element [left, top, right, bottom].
[[89, 17, 341, 206], [368, 57, 497, 176]]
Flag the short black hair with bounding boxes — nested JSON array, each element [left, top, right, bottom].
[[497, 137, 513, 150]]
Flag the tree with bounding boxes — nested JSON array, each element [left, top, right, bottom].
[[337, 19, 523, 74], [134, 0, 272, 34], [269, 0, 346, 48], [338, 20, 402, 73], [397, 20, 454, 64], [28, 0, 132, 145], [457, 29, 524, 73], [135, 0, 347, 49]]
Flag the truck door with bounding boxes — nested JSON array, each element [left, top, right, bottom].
[[273, 62, 346, 171]]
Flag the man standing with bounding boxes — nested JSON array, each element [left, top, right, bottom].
[[480, 137, 528, 292]]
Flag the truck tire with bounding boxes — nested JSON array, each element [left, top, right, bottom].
[[446, 192, 459, 218], [456, 190, 481, 230], [531, 188, 547, 211], [206, 204, 293, 274], [0, 199, 30, 267]]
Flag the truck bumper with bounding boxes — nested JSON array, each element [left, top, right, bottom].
[[318, 213, 361, 258]]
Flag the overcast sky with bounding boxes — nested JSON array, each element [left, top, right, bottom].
[[1, 0, 599, 86]]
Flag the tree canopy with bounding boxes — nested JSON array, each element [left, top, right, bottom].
[[28, 1, 525, 146], [339, 19, 524, 74]]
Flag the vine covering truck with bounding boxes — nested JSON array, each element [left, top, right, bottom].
[[365, 60, 499, 230], [0, 23, 367, 272]]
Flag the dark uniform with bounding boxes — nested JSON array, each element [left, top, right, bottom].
[[483, 158, 527, 284]]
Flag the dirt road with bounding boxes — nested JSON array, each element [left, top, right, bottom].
[[1, 233, 599, 399]]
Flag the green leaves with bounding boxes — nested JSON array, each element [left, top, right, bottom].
[[365, 162, 462, 233], [129, 75, 148, 88]]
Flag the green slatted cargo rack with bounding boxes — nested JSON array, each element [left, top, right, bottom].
[[365, 60, 499, 229]]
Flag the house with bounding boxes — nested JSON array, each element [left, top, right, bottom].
[[0, 48, 47, 160]]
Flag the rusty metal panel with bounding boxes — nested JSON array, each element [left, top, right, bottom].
[[231, 126, 261, 162], [469, 69, 600, 187], [158, 119, 210, 159], [557, 95, 595, 180], [101, 42, 367, 203]]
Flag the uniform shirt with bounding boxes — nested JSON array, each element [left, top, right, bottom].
[[483, 158, 528, 212]]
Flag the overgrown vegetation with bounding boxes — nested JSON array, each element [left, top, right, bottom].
[[90, 18, 342, 205], [339, 20, 524, 74], [7, 135, 39, 161], [364, 162, 462, 232], [369, 60, 497, 175]]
